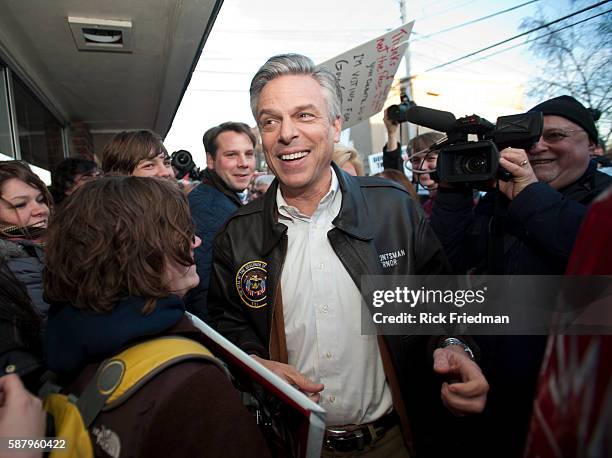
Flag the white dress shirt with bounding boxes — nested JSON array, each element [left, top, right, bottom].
[[277, 167, 393, 426]]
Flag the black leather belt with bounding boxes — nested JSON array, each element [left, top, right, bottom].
[[323, 411, 398, 452]]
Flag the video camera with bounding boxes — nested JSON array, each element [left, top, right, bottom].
[[171, 149, 202, 181], [394, 105, 543, 187]]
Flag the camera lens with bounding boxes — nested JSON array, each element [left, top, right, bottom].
[[462, 155, 488, 174], [171, 150, 194, 171], [175, 152, 190, 166], [388, 103, 409, 123]]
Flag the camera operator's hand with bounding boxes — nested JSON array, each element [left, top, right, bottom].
[[384, 108, 400, 150], [498, 147, 538, 200]]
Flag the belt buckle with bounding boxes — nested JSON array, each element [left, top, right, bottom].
[[324, 426, 370, 452]]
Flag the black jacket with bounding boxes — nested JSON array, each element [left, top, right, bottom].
[[208, 164, 450, 356], [382, 142, 403, 171], [0, 261, 43, 392], [208, 164, 470, 455]]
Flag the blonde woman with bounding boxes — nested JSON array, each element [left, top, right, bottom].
[[332, 143, 365, 176]]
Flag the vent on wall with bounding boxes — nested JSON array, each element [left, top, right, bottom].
[[68, 17, 133, 53]]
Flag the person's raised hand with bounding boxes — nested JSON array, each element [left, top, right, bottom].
[[384, 108, 400, 150]]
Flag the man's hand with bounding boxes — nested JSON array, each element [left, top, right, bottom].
[[498, 147, 538, 200], [383, 108, 400, 151], [251, 355, 324, 403], [433, 346, 489, 416], [0, 374, 45, 458]]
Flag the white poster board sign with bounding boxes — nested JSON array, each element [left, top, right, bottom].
[[368, 152, 384, 175], [187, 313, 326, 458], [319, 22, 413, 129]]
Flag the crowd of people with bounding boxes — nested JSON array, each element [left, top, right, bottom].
[[0, 51, 610, 458]]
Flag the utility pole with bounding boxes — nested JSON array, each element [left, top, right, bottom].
[[399, 0, 411, 88], [398, 0, 415, 148]]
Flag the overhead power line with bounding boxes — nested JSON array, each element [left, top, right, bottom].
[[424, 0, 611, 73], [414, 31, 533, 74], [460, 8, 612, 67], [413, 0, 541, 41]]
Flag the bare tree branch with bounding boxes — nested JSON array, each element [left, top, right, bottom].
[[520, 1, 611, 145]]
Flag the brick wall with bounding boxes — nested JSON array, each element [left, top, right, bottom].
[[70, 122, 94, 160]]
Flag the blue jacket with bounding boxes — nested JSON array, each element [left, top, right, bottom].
[[186, 170, 242, 320]]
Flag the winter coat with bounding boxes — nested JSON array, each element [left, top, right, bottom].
[[185, 169, 242, 321], [0, 238, 48, 319]]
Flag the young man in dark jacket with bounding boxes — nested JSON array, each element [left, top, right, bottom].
[[186, 122, 256, 320]]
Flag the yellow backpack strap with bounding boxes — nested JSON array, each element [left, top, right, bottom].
[[76, 336, 223, 425], [103, 336, 224, 409]]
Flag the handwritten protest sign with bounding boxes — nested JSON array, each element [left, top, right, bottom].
[[318, 22, 413, 130]]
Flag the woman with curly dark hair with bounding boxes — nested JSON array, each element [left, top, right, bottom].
[[43, 176, 269, 458]]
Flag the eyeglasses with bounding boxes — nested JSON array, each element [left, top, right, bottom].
[[408, 150, 438, 171], [541, 128, 586, 144], [73, 170, 103, 184]]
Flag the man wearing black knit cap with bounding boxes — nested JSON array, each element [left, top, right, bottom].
[[527, 95, 602, 189], [430, 95, 612, 456], [431, 94, 611, 275]]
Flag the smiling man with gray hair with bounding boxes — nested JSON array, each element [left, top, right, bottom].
[[208, 53, 489, 456]]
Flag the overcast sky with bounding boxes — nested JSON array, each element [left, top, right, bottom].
[[165, 0, 565, 167]]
